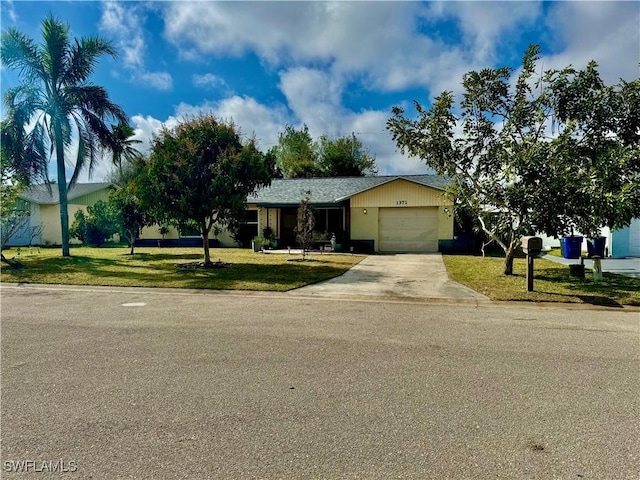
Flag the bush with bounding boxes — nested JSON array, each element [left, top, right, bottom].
[[70, 201, 117, 247]]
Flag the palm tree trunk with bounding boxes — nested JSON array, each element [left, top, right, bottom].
[[54, 123, 70, 257]]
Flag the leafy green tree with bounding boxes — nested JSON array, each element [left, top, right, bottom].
[[1, 118, 48, 267], [70, 200, 117, 247], [273, 125, 378, 178], [1, 15, 128, 256], [317, 133, 377, 177], [138, 115, 275, 265], [542, 64, 640, 237], [0, 176, 29, 267], [108, 181, 153, 255], [388, 44, 638, 275], [295, 191, 316, 260], [273, 124, 320, 178]]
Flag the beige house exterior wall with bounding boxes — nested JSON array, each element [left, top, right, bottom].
[[350, 206, 380, 246], [34, 186, 113, 245], [350, 179, 449, 208], [140, 225, 180, 240], [349, 179, 453, 252], [39, 204, 86, 245], [438, 206, 454, 240]]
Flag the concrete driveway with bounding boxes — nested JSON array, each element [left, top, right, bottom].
[[290, 253, 488, 301]]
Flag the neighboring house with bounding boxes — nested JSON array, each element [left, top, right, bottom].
[[139, 175, 455, 253], [7, 183, 113, 246], [610, 219, 640, 258]]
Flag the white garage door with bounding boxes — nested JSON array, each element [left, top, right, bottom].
[[378, 207, 439, 252]]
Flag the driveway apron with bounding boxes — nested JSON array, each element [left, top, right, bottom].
[[290, 253, 488, 301]]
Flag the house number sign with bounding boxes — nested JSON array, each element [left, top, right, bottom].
[[396, 200, 408, 205]]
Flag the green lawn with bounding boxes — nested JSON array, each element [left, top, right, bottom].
[[0, 246, 364, 291], [443, 253, 640, 306], [3, 246, 638, 306]]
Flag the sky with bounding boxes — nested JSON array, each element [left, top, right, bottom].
[[1, 1, 639, 182]]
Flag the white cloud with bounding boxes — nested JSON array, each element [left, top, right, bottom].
[[425, 2, 542, 63], [159, 1, 551, 97], [278, 67, 345, 137], [136, 71, 173, 91], [543, 2, 639, 84], [130, 96, 290, 155], [126, 88, 418, 177], [160, 2, 472, 94], [100, 1, 173, 91], [4, 0, 18, 23], [193, 73, 228, 90], [100, 1, 144, 69]]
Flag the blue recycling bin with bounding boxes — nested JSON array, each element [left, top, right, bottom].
[[561, 236, 583, 259], [586, 237, 606, 258]]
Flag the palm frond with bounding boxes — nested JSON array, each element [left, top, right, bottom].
[[0, 28, 45, 83], [64, 36, 117, 85], [67, 85, 127, 123], [40, 14, 70, 88]]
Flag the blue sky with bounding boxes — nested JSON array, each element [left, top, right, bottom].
[[1, 1, 638, 182]]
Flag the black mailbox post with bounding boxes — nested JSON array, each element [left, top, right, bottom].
[[521, 236, 542, 292]]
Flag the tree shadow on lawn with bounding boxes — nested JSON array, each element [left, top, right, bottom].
[[531, 267, 636, 307], [4, 255, 171, 285], [175, 261, 350, 290], [4, 254, 350, 291], [532, 291, 624, 308], [129, 253, 203, 262]]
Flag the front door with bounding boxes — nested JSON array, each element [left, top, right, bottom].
[[280, 207, 298, 248]]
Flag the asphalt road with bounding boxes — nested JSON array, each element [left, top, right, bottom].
[[1, 284, 638, 479]]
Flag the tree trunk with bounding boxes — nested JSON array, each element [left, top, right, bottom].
[[202, 222, 211, 265], [1, 252, 23, 269], [503, 245, 516, 276], [128, 230, 135, 255], [54, 123, 70, 257]]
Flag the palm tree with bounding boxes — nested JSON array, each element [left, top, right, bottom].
[[110, 122, 142, 178], [1, 15, 129, 256]]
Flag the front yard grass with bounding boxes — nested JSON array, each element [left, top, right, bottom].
[[0, 246, 364, 291], [443, 254, 640, 306]]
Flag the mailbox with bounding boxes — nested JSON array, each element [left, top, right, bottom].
[[521, 236, 542, 256]]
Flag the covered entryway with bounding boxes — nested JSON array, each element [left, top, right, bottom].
[[378, 207, 438, 252]]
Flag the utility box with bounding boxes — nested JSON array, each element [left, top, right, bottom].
[[521, 236, 542, 256]]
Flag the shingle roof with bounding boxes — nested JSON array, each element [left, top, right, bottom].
[[19, 183, 112, 205], [249, 175, 451, 206]]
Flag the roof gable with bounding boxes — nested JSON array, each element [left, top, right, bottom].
[[19, 183, 113, 205], [249, 175, 451, 206]]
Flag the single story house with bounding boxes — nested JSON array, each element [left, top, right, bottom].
[[140, 174, 455, 253], [9, 178, 639, 257], [7, 183, 112, 247]]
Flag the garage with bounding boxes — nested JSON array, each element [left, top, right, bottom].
[[378, 207, 439, 252]]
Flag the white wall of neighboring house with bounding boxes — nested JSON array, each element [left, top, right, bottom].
[[5, 202, 44, 247]]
